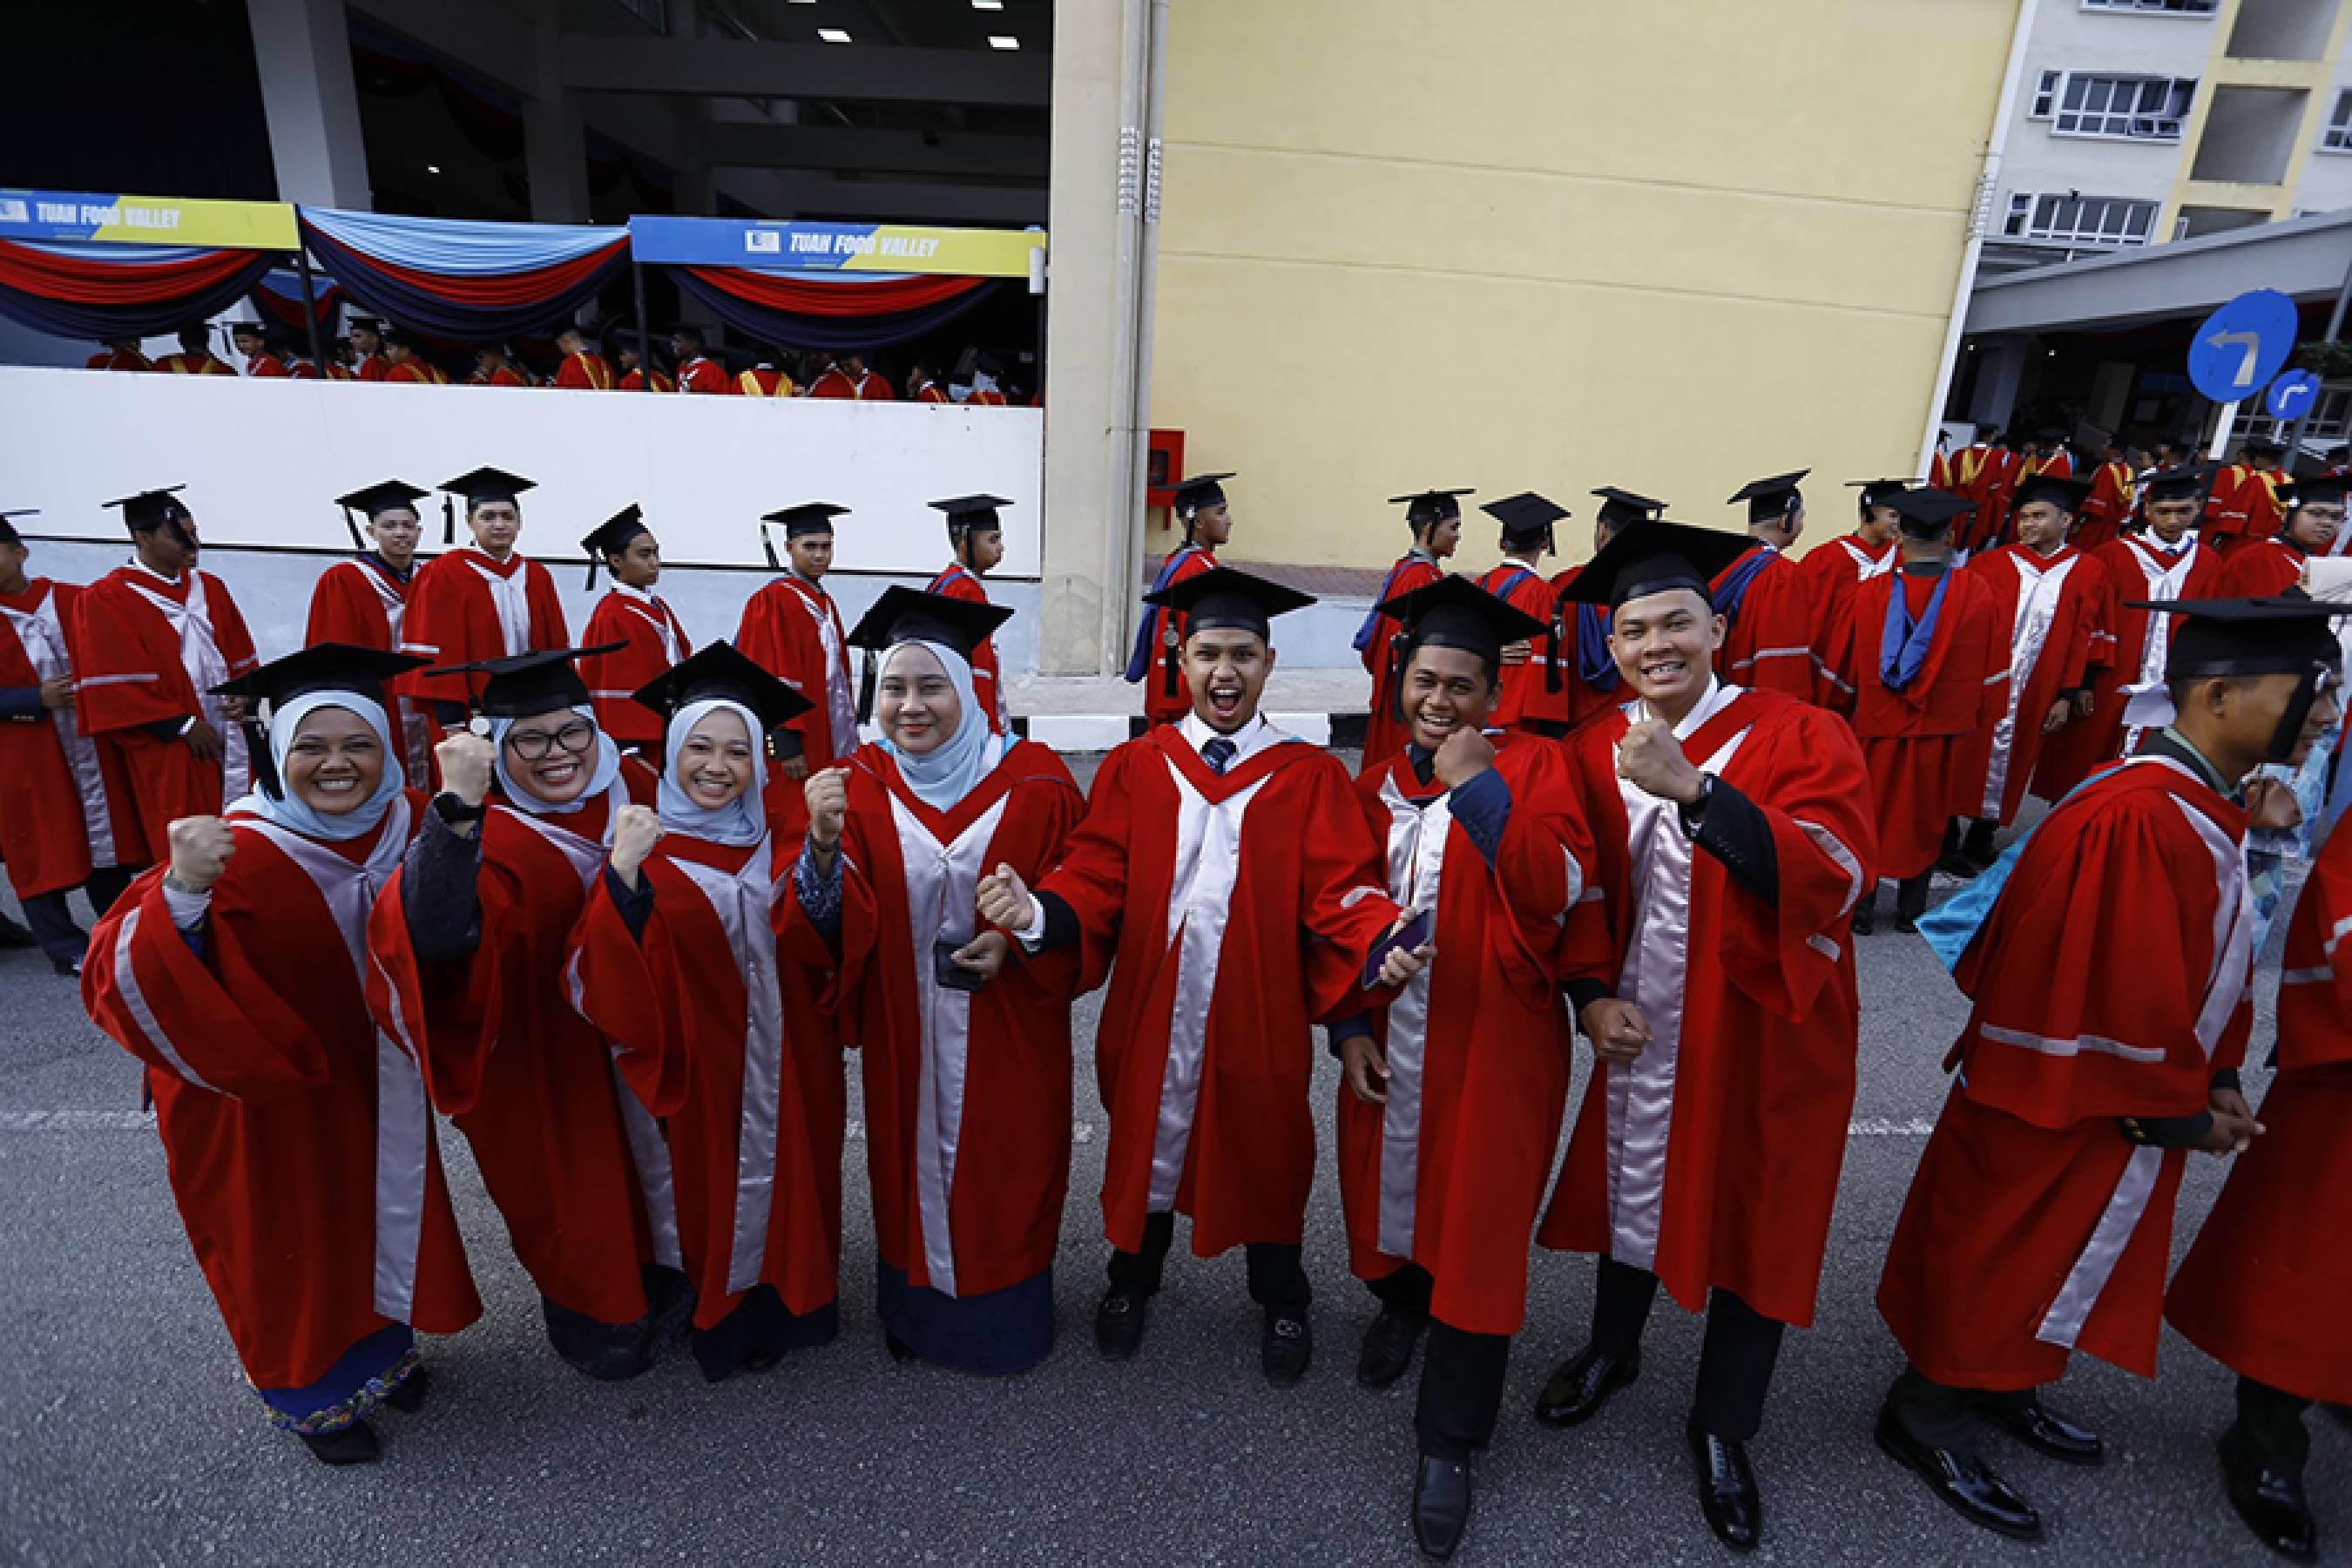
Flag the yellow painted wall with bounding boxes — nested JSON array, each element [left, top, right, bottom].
[[1148, 0, 2020, 571]]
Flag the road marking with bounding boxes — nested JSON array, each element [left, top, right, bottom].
[[0, 1109, 157, 1131], [1847, 1117, 1937, 1136]]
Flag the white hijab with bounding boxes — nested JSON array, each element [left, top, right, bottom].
[[655, 698, 767, 846], [876, 639, 1006, 811], [227, 692, 404, 842]]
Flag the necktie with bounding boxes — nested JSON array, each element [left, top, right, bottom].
[[1202, 737, 1237, 774]]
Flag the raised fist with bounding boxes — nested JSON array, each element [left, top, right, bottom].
[[166, 815, 236, 891], [436, 731, 497, 808], [1432, 727, 1496, 790], [1615, 719, 1703, 805], [610, 803, 665, 889], [804, 767, 849, 849], [977, 862, 1037, 934]]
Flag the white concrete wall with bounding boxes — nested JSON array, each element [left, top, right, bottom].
[[1998, 0, 2214, 230]]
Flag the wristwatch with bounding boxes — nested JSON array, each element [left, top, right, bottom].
[[1677, 773, 1714, 835], [432, 792, 487, 825]]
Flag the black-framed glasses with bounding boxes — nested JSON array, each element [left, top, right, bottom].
[[504, 720, 596, 760]]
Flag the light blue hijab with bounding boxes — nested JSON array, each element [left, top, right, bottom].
[[876, 639, 1005, 810], [656, 697, 767, 846], [492, 703, 621, 817], [227, 691, 404, 842]]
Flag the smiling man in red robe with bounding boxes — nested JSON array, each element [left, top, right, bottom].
[[736, 502, 858, 778], [1125, 474, 1234, 726], [309, 480, 436, 784], [577, 505, 693, 755], [398, 468, 570, 729], [1355, 490, 1466, 766]]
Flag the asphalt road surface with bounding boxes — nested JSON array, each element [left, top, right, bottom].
[[1, 755, 2342, 1566]]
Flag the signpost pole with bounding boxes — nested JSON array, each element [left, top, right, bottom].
[[2208, 401, 2239, 462], [632, 260, 652, 394], [293, 243, 327, 375]]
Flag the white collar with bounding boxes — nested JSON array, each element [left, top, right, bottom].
[[1179, 709, 1287, 764], [127, 559, 183, 585], [613, 582, 661, 605], [1640, 675, 1735, 741]]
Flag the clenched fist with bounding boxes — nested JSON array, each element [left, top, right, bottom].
[[1580, 997, 1652, 1067], [804, 767, 848, 849], [1615, 718, 1703, 805], [436, 731, 496, 808], [610, 803, 665, 889], [166, 815, 235, 891], [1432, 727, 1496, 789], [977, 862, 1038, 933], [38, 674, 72, 711]]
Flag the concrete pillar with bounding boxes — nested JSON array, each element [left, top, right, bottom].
[[246, 0, 372, 207], [1037, 0, 1145, 675], [1966, 338, 2031, 433], [525, 0, 591, 223]]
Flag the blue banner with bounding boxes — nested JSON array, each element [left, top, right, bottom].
[[627, 215, 1041, 276]]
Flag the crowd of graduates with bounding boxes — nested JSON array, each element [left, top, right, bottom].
[[80, 318, 1033, 406], [0, 451, 2345, 1564]]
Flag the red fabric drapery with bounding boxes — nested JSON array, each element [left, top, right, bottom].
[[682, 267, 982, 318], [0, 240, 261, 305]]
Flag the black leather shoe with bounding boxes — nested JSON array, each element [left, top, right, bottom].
[[1936, 849, 1982, 881], [1977, 1395, 2105, 1466], [1356, 1306, 1425, 1390], [299, 1418, 382, 1466], [1262, 1309, 1312, 1387], [52, 958, 80, 977], [1962, 819, 2000, 870], [1094, 1289, 1147, 1361], [1532, 1344, 1639, 1428], [1874, 1405, 2043, 1541], [1852, 896, 1876, 936], [1411, 1455, 1473, 1560], [2221, 1435, 2317, 1560], [1688, 1416, 1761, 1552], [382, 1366, 429, 1414]]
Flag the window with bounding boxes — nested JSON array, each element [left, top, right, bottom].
[[2325, 89, 2352, 151], [2046, 73, 2197, 139], [2002, 191, 2161, 246], [2031, 69, 2062, 118], [2081, 0, 2218, 13]]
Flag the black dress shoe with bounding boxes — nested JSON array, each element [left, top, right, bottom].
[[1687, 1416, 1761, 1552], [1936, 850, 1983, 882], [2221, 1435, 2318, 1560], [299, 1418, 382, 1466], [1094, 1289, 1148, 1361], [1893, 875, 1933, 934], [1533, 1344, 1639, 1428], [382, 1366, 429, 1413], [52, 958, 80, 977], [1262, 1309, 1312, 1387], [1411, 1455, 1473, 1560], [1873, 1406, 2043, 1541], [1977, 1395, 2105, 1465], [1961, 819, 2000, 870], [1852, 897, 1876, 936], [1356, 1306, 1425, 1390]]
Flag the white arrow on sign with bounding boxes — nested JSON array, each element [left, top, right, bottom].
[[2208, 328, 2266, 389]]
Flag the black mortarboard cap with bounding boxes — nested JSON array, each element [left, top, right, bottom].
[[847, 585, 1015, 662], [1481, 490, 1570, 548], [1142, 564, 1316, 639], [335, 479, 429, 551], [630, 640, 811, 735], [1171, 472, 1233, 516], [2130, 593, 2352, 680], [2244, 433, 2288, 460], [1848, 476, 1920, 511], [2144, 462, 2217, 504], [421, 645, 621, 718], [581, 504, 654, 587], [1376, 572, 1548, 668], [1887, 487, 1975, 540], [929, 494, 1013, 535], [442, 466, 536, 509], [347, 315, 383, 332], [1591, 487, 1668, 530], [2011, 472, 2092, 516], [103, 486, 190, 534], [763, 502, 848, 540], [1557, 520, 1754, 610], [2281, 474, 2352, 509], [1389, 489, 1473, 529], [0, 508, 36, 545], [212, 642, 429, 710], [227, 320, 264, 335], [1728, 470, 1809, 524]]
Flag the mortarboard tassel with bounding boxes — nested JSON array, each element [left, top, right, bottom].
[[856, 647, 878, 725], [245, 716, 283, 801], [1545, 605, 1565, 695], [341, 506, 362, 551], [761, 523, 781, 572], [442, 495, 456, 546]]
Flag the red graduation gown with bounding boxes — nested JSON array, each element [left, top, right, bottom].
[[0, 579, 140, 895], [2167, 818, 2352, 1404], [553, 352, 614, 391], [305, 555, 436, 785], [1472, 561, 1556, 731], [565, 831, 845, 1331], [1342, 740, 1590, 1335], [1828, 568, 2008, 879], [1877, 755, 2252, 1389], [1037, 724, 1402, 1256], [579, 586, 693, 749], [736, 576, 857, 769], [2074, 461, 2135, 551], [80, 794, 483, 1389], [2213, 535, 2306, 598], [676, 356, 733, 395], [814, 744, 1085, 1299], [1529, 565, 1621, 733], [1539, 686, 1876, 1325], [927, 564, 1008, 733], [2030, 537, 2224, 798], [1132, 544, 1219, 726], [1361, 553, 1443, 767], [1794, 534, 1893, 707], [67, 564, 259, 866], [396, 547, 569, 711], [368, 769, 669, 1328], [1960, 544, 2102, 825], [1712, 545, 1816, 700]]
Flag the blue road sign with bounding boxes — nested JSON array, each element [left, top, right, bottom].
[[2267, 368, 2322, 422], [2188, 289, 2300, 404]]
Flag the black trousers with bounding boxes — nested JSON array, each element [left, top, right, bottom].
[[17, 866, 136, 970], [2227, 1376, 2314, 1479], [1884, 1367, 2054, 1456], [1592, 1255, 1785, 1443], [1106, 1210, 1311, 1312], [1369, 1263, 1514, 1461]]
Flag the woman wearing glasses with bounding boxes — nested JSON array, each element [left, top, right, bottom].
[[368, 646, 691, 1381]]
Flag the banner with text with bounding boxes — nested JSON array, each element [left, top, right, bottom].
[[0, 189, 298, 250], [629, 215, 1043, 277]]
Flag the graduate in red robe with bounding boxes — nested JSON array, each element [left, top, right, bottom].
[[1958, 435, 2022, 555], [1949, 473, 2105, 871], [909, 364, 950, 405], [802, 351, 892, 401], [2205, 436, 2288, 553], [1470, 492, 1566, 733], [1355, 489, 1464, 767], [1526, 490, 1662, 737], [308, 480, 437, 785], [1327, 577, 1589, 1559], [152, 323, 233, 376], [0, 511, 139, 974], [1822, 488, 2008, 932], [397, 467, 569, 725], [467, 343, 531, 388], [670, 327, 733, 395], [736, 502, 859, 776], [552, 324, 615, 391], [792, 589, 1085, 1374], [577, 504, 693, 754], [68, 487, 259, 867], [565, 644, 847, 1382], [2167, 805, 2352, 1561], [348, 318, 392, 382], [614, 332, 673, 392], [85, 337, 152, 372], [2215, 473, 2342, 598], [1800, 478, 1903, 706], [231, 321, 286, 377], [1125, 472, 1232, 725], [2030, 465, 2228, 798], [81, 645, 482, 1463], [2074, 450, 2137, 551], [1712, 470, 1819, 700], [924, 494, 1015, 733], [382, 329, 449, 385], [1531, 522, 1877, 1556], [368, 650, 689, 1380], [1873, 594, 2343, 1544], [977, 567, 1408, 1385]]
